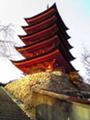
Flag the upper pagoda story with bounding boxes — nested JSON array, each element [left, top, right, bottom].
[[16, 35, 74, 61], [11, 48, 76, 74], [19, 23, 72, 50], [24, 3, 68, 31], [22, 15, 70, 39]]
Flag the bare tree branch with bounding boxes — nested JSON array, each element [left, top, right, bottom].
[[0, 24, 18, 58], [82, 49, 90, 83]]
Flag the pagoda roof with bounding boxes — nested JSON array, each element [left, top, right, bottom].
[[16, 35, 74, 61], [11, 48, 76, 74], [22, 15, 57, 35], [19, 23, 72, 50], [24, 3, 68, 31], [22, 15, 70, 39], [19, 23, 59, 43], [16, 35, 60, 52]]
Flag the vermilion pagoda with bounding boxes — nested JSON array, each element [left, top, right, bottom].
[[11, 3, 76, 74]]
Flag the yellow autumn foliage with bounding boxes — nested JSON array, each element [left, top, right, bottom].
[[5, 71, 62, 105]]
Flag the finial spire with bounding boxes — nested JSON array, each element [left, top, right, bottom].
[[47, 4, 49, 9]]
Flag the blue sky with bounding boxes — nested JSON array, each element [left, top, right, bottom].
[[0, 0, 90, 83]]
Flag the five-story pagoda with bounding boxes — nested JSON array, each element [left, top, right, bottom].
[[11, 3, 76, 74]]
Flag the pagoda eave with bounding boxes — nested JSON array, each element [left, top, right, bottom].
[[24, 3, 56, 23], [15, 35, 60, 52], [11, 48, 76, 74], [57, 32, 72, 50], [24, 3, 68, 31], [20, 22, 69, 40], [18, 24, 59, 44], [16, 34, 75, 62], [18, 23, 71, 51], [22, 16, 70, 39], [22, 15, 57, 35]]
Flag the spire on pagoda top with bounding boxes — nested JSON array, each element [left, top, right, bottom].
[[47, 4, 49, 9]]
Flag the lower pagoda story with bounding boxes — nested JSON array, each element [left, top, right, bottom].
[[11, 48, 76, 74]]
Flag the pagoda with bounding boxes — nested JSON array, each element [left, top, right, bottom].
[[11, 3, 76, 74]]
